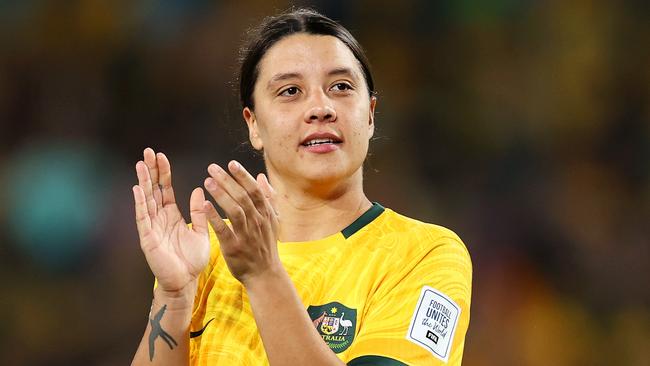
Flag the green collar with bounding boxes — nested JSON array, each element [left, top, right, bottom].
[[341, 202, 385, 239]]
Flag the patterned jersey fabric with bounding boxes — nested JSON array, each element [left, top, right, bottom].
[[187, 203, 472, 365]]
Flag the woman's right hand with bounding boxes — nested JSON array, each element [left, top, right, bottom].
[[132, 148, 210, 296]]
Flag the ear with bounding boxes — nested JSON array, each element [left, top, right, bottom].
[[368, 96, 377, 139], [243, 107, 263, 150]]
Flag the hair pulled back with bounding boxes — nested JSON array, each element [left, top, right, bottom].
[[238, 8, 375, 110]]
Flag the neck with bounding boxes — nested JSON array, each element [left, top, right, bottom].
[[269, 168, 372, 242]]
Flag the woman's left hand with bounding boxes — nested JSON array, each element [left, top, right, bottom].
[[202, 160, 281, 286]]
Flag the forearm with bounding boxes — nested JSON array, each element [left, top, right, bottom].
[[245, 270, 345, 366], [132, 287, 196, 366]]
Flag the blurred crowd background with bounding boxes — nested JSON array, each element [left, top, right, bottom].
[[1, 0, 648, 365]]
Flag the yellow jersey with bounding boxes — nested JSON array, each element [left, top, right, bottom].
[[188, 203, 472, 365]]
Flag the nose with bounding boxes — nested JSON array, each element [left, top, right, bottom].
[[304, 98, 337, 123]]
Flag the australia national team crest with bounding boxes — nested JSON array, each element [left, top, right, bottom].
[[307, 302, 357, 353]]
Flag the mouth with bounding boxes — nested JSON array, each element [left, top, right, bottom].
[[301, 138, 342, 147], [300, 133, 343, 147]]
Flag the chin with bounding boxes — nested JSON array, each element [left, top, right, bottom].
[[299, 163, 361, 187], [304, 171, 345, 185]]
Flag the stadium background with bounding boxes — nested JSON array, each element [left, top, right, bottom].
[[0, 1, 648, 364]]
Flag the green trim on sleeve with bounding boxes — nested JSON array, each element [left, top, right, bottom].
[[341, 202, 385, 239], [347, 355, 408, 366]]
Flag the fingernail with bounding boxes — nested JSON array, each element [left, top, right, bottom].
[[205, 178, 216, 189], [229, 160, 240, 172], [208, 164, 220, 175]]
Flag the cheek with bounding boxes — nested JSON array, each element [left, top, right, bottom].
[[255, 107, 294, 148], [346, 125, 370, 160], [276, 134, 293, 153], [350, 108, 372, 145], [357, 124, 373, 157], [259, 123, 297, 156]]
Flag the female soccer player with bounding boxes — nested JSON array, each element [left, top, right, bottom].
[[131, 8, 471, 366]]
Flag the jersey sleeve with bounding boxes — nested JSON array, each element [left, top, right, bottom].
[[346, 230, 472, 366]]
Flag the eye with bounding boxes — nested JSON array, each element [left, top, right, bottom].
[[279, 86, 299, 97], [331, 82, 353, 92]]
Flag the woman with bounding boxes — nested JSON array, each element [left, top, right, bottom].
[[131, 8, 471, 366]]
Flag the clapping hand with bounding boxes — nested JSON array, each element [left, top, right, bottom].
[[132, 148, 210, 294], [202, 161, 281, 287]]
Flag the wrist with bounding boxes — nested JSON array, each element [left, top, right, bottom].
[[242, 265, 290, 294], [153, 281, 197, 311]]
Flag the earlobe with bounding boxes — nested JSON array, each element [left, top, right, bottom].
[[243, 107, 264, 150]]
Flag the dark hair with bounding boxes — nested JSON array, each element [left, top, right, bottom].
[[238, 8, 375, 110]]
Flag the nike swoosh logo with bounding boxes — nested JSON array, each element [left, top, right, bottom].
[[190, 318, 215, 338]]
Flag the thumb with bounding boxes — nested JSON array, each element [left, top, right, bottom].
[[189, 187, 208, 235]]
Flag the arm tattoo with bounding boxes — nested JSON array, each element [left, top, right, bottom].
[[148, 304, 178, 361]]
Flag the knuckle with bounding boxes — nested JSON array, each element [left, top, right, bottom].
[[250, 191, 265, 207], [225, 244, 242, 257], [230, 192, 243, 203], [215, 222, 229, 234], [250, 214, 263, 228], [207, 186, 221, 198], [135, 213, 148, 222], [231, 208, 245, 221], [233, 190, 248, 204], [263, 207, 275, 221]]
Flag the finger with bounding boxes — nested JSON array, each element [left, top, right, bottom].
[[132, 185, 152, 239], [257, 173, 279, 234], [204, 176, 248, 235], [257, 173, 278, 216], [136, 161, 157, 217], [189, 187, 208, 235], [157, 152, 176, 206], [209, 163, 257, 213], [227, 161, 268, 216], [203, 200, 235, 243], [143, 147, 163, 209]]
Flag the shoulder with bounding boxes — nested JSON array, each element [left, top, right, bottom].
[[355, 207, 472, 298], [347, 209, 472, 365], [370, 208, 473, 313], [371, 208, 471, 264]]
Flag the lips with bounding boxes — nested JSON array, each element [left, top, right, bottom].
[[300, 132, 343, 147]]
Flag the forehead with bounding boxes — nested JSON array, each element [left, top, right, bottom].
[[256, 33, 363, 84]]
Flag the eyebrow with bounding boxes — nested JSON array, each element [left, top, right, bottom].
[[266, 67, 360, 90], [267, 72, 302, 90], [327, 67, 357, 79]]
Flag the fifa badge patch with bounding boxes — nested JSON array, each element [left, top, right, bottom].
[[406, 286, 460, 363], [307, 301, 357, 353]]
